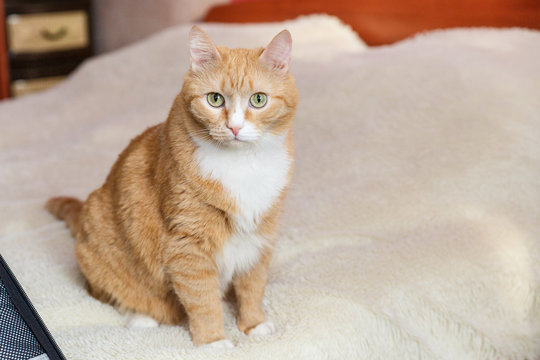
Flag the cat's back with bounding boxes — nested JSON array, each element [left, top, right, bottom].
[[81, 122, 167, 242], [77, 123, 170, 293], [105, 123, 165, 184]]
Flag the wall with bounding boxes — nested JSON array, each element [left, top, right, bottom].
[[92, 0, 227, 53]]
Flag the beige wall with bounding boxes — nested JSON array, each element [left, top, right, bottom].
[[92, 0, 227, 53]]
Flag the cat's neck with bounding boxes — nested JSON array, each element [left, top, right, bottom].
[[193, 131, 292, 232]]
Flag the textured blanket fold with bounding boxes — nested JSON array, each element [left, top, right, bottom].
[[0, 15, 539, 359]]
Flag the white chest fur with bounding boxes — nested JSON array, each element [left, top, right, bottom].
[[194, 132, 291, 290]]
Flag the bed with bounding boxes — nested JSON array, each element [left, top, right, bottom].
[[0, 6, 539, 360]]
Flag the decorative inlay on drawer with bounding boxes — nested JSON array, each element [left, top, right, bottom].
[[7, 11, 89, 54]]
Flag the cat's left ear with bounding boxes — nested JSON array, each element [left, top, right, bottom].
[[260, 30, 292, 73], [189, 25, 220, 72]]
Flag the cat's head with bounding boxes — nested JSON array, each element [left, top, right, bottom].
[[181, 26, 298, 148]]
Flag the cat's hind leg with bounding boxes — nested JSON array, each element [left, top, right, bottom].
[[85, 274, 186, 326]]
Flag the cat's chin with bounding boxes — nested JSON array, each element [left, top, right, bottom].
[[217, 138, 257, 149], [190, 133, 257, 149]]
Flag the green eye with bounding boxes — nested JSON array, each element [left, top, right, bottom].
[[207, 93, 224, 107], [250, 93, 267, 108]]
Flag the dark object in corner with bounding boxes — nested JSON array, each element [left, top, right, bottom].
[[0, 254, 66, 360]]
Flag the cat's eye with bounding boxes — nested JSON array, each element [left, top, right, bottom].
[[250, 93, 267, 108], [207, 93, 224, 107]]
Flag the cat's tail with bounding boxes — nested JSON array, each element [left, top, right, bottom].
[[46, 197, 83, 236]]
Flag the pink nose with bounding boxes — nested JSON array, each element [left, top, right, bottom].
[[228, 126, 242, 136]]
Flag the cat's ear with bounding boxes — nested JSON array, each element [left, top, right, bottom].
[[189, 26, 220, 72], [260, 30, 292, 73]]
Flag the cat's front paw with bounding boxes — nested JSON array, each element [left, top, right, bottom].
[[205, 339, 235, 349], [248, 321, 276, 336]]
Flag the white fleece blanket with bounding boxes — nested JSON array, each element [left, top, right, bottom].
[[1, 15, 539, 359]]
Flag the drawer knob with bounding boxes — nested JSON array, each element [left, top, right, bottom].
[[40, 27, 68, 41]]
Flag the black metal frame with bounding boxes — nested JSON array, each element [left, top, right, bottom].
[[0, 254, 66, 360]]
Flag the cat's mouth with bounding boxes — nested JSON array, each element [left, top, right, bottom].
[[211, 132, 257, 146], [194, 133, 255, 148], [191, 127, 259, 147], [222, 137, 255, 148]]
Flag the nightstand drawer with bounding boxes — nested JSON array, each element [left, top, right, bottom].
[[6, 10, 89, 54]]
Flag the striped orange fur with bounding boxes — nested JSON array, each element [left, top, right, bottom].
[[46, 26, 298, 346]]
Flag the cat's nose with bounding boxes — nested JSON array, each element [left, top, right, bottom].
[[228, 126, 242, 137]]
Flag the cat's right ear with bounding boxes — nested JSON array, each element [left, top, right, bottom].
[[189, 26, 220, 72]]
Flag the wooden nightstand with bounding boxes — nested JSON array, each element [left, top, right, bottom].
[[1, 0, 92, 98], [0, 0, 9, 99]]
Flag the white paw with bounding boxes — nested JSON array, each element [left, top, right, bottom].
[[206, 339, 235, 349], [249, 321, 276, 336], [126, 313, 159, 329]]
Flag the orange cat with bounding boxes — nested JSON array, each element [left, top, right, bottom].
[[46, 26, 297, 347]]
